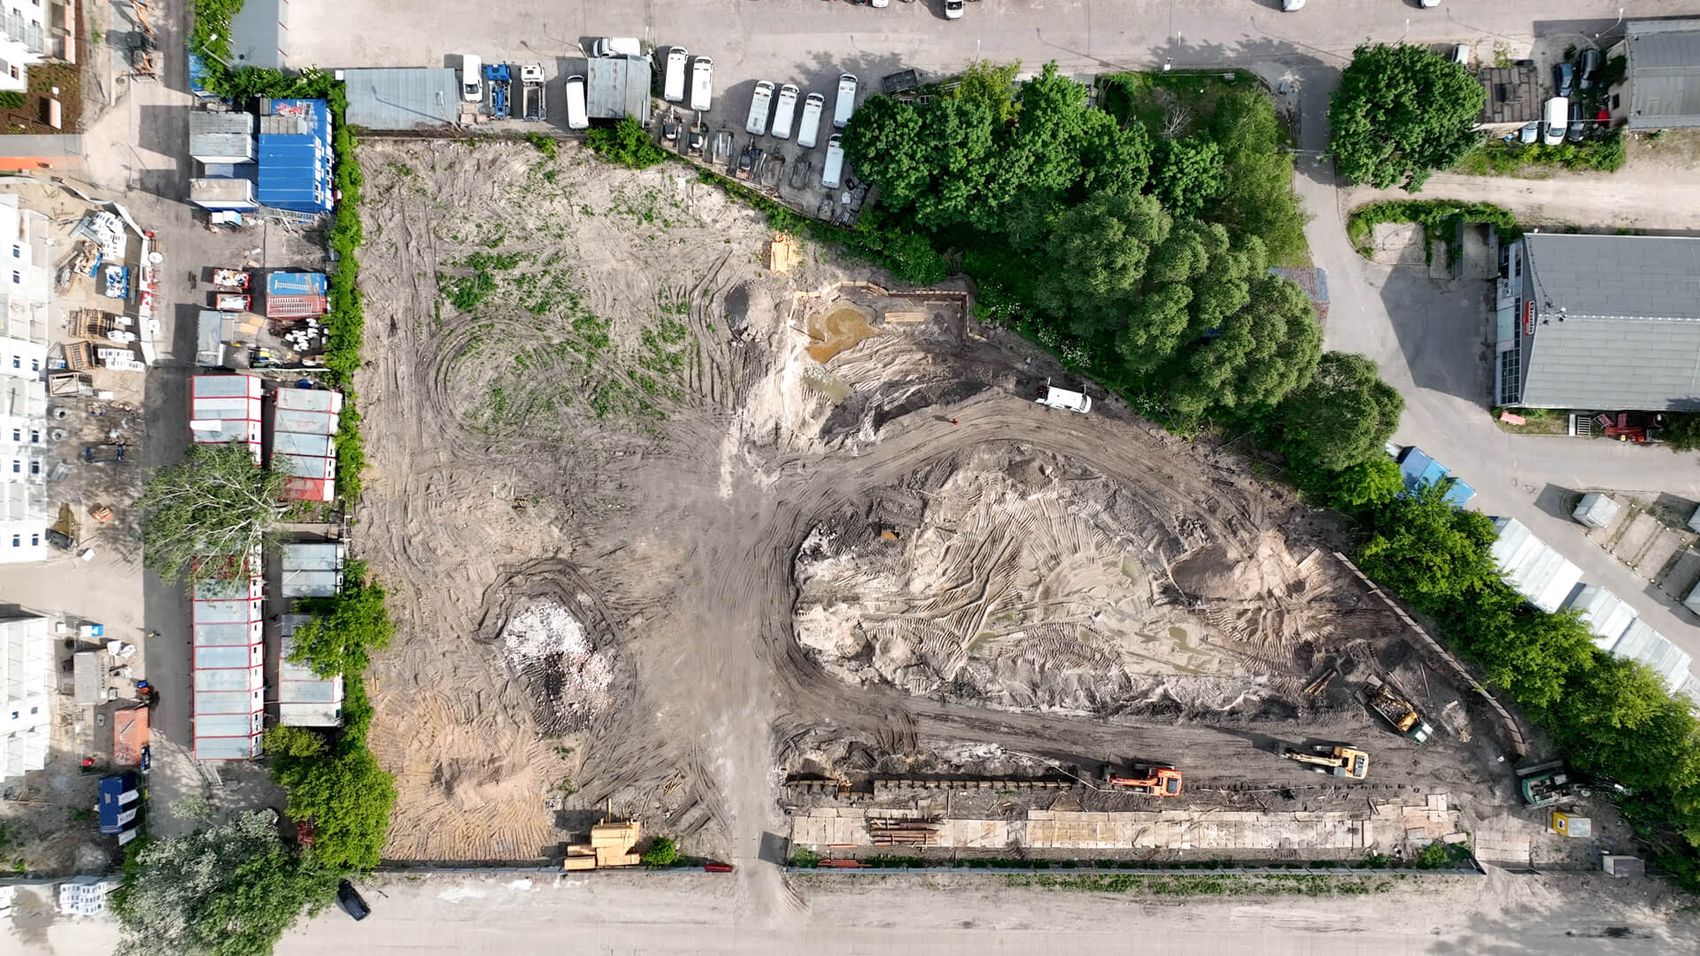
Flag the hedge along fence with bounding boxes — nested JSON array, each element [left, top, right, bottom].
[[1345, 199, 1522, 265], [190, 0, 391, 873]]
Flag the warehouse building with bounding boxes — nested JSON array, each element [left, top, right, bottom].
[[1496, 233, 1700, 411], [588, 56, 652, 125], [1608, 19, 1700, 132]]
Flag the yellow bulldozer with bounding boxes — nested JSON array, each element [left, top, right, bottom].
[[1283, 744, 1369, 780]]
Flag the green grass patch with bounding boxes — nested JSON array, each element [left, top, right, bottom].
[[1454, 131, 1626, 177], [1006, 873, 1397, 897]]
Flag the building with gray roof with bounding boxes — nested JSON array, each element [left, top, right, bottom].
[[588, 56, 652, 124], [1495, 233, 1700, 411], [340, 68, 461, 130], [1610, 19, 1700, 131]]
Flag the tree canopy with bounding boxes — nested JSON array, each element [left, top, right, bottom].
[[1329, 44, 1487, 190], [138, 442, 287, 584], [274, 745, 396, 872], [1151, 136, 1226, 217], [112, 810, 335, 956], [1357, 483, 1501, 611], [1275, 351, 1405, 473], [287, 559, 396, 679]]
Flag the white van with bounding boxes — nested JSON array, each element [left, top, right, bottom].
[[690, 57, 713, 112], [833, 73, 858, 129], [565, 75, 588, 130], [460, 55, 483, 103], [1037, 385, 1092, 414], [771, 84, 800, 140], [592, 37, 642, 58], [746, 80, 775, 135], [1542, 96, 1568, 146], [797, 93, 825, 149], [822, 134, 845, 189], [663, 47, 689, 103]]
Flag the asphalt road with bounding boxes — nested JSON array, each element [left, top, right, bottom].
[[18, 869, 1692, 956]]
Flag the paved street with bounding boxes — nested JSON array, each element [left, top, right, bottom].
[[16, 869, 1693, 956]]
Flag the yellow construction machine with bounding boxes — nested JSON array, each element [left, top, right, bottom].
[[1283, 745, 1369, 780]]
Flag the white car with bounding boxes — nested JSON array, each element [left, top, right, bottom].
[[1282, 0, 1304, 9], [1037, 385, 1091, 414], [1419, 0, 1440, 7], [945, 0, 964, 19], [872, 0, 889, 6]]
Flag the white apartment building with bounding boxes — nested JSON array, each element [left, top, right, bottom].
[[0, 376, 44, 481], [0, 0, 46, 94], [0, 612, 50, 788], [0, 193, 51, 344]]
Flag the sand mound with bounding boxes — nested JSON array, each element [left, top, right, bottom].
[[1169, 531, 1306, 602]]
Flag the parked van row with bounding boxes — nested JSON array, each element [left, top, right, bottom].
[[745, 74, 859, 140], [662, 46, 715, 113]]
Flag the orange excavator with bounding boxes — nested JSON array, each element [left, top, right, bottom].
[[1104, 763, 1183, 796]]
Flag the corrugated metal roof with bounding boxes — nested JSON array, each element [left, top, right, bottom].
[[1609, 618, 1693, 692], [1489, 517, 1584, 612], [1565, 585, 1638, 649], [1571, 493, 1622, 529], [188, 111, 256, 162], [193, 735, 263, 760], [588, 56, 653, 123], [341, 68, 460, 130], [1626, 19, 1700, 130], [1519, 233, 1700, 411], [227, 0, 287, 71], [256, 99, 333, 214]]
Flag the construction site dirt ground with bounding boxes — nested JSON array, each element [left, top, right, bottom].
[[352, 139, 1611, 892]]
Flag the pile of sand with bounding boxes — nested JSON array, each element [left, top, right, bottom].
[[1169, 532, 1306, 602]]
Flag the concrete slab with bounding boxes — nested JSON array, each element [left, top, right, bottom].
[[1612, 513, 1662, 569]]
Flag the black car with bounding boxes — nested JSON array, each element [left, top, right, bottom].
[[1580, 48, 1601, 90], [335, 880, 370, 922], [1554, 61, 1574, 98]]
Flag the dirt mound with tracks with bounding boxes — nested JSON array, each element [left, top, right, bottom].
[[353, 140, 1520, 878]]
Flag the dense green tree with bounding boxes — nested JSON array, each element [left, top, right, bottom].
[[1357, 483, 1501, 609], [1323, 456, 1404, 511], [1151, 136, 1225, 217], [641, 836, 680, 867], [1208, 89, 1309, 265], [275, 746, 397, 872], [1167, 270, 1321, 421], [913, 97, 1003, 229], [1329, 44, 1487, 190], [842, 96, 930, 209], [1114, 220, 1226, 377], [287, 560, 396, 679], [1459, 598, 1596, 712], [1073, 109, 1152, 199], [1663, 413, 1700, 452], [1007, 63, 1096, 196], [138, 442, 288, 585], [584, 117, 667, 169], [113, 810, 336, 956], [950, 59, 1022, 125], [1275, 351, 1405, 473], [1034, 192, 1171, 338]]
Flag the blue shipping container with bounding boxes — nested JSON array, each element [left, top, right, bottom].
[[97, 772, 141, 834], [266, 272, 329, 297], [1396, 447, 1476, 508]]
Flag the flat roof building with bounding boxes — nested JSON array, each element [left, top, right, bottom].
[[587, 56, 652, 125]]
